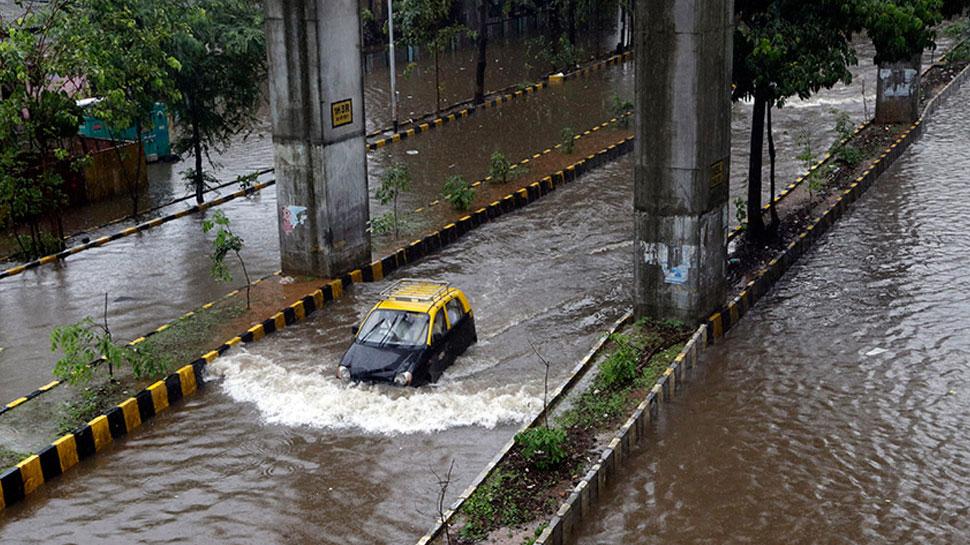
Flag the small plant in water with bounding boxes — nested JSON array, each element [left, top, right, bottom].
[[559, 127, 576, 154], [443, 175, 476, 210], [203, 210, 252, 309], [733, 197, 747, 230], [374, 164, 412, 238], [608, 93, 633, 127], [51, 294, 161, 385], [488, 151, 513, 183]]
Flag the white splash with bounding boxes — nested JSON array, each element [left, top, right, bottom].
[[207, 350, 540, 435]]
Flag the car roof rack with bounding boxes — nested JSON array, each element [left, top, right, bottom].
[[381, 279, 451, 305]]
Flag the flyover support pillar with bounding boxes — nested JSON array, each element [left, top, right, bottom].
[[264, 0, 371, 278], [633, 0, 733, 323]]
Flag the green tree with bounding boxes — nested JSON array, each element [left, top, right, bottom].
[[395, 0, 471, 113], [203, 210, 251, 309], [375, 165, 413, 237], [0, 1, 84, 257], [167, 0, 267, 204], [61, 0, 185, 217], [733, 0, 858, 239]]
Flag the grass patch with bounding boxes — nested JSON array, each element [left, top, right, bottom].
[[453, 317, 692, 543], [52, 300, 246, 435], [0, 445, 30, 470], [56, 381, 124, 435]]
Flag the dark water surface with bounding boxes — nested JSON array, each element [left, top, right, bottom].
[[573, 83, 970, 545]]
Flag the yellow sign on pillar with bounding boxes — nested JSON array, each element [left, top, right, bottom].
[[331, 99, 353, 128]]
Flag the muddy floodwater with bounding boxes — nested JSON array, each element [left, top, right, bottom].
[[0, 158, 634, 544], [573, 84, 970, 545]]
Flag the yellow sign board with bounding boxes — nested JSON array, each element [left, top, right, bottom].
[[331, 99, 353, 128], [710, 159, 725, 188]]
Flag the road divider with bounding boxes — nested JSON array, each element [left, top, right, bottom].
[[527, 59, 970, 545], [0, 134, 637, 513], [367, 51, 633, 151], [0, 270, 283, 418], [0, 181, 275, 281]]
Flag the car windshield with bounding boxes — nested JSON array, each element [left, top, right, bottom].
[[356, 309, 429, 347]]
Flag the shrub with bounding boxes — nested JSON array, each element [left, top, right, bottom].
[[443, 175, 475, 210], [593, 333, 638, 391], [11, 231, 62, 260], [608, 93, 633, 127], [514, 426, 567, 470], [559, 127, 576, 154], [488, 151, 513, 183]]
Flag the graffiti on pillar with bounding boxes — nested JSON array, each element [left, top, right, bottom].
[[640, 241, 696, 285], [281, 205, 308, 232], [880, 68, 917, 97]]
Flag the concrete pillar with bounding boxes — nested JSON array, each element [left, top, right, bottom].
[[633, 0, 732, 323], [876, 55, 921, 124], [264, 0, 371, 278]]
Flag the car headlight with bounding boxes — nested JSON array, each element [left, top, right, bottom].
[[393, 371, 412, 386], [337, 366, 352, 381]]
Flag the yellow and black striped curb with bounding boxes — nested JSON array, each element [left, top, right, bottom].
[[366, 51, 633, 151], [0, 181, 276, 282], [534, 62, 970, 545], [56, 169, 275, 244], [401, 112, 633, 218], [0, 271, 284, 418], [709, 60, 970, 345], [415, 311, 635, 545], [0, 135, 637, 513], [729, 57, 959, 243], [727, 119, 872, 243]]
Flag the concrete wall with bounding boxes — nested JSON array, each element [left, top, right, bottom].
[[264, 0, 371, 278], [633, 0, 733, 324], [876, 55, 922, 124]]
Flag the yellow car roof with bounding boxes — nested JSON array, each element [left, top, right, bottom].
[[374, 279, 461, 314]]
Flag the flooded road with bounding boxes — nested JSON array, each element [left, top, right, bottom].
[[1, 35, 921, 432], [573, 83, 970, 544], [0, 157, 634, 544]]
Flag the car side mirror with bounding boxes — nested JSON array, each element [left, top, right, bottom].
[[351, 324, 359, 336], [432, 332, 443, 344]]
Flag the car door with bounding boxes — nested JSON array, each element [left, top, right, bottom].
[[445, 296, 473, 354], [428, 307, 451, 381]]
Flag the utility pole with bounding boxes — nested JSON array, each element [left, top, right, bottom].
[[633, 0, 733, 323], [263, 0, 371, 279], [388, 0, 399, 132]]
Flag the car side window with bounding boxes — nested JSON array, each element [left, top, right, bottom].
[[446, 298, 464, 327], [432, 309, 447, 341]]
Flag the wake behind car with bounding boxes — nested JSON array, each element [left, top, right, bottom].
[[337, 279, 477, 386]]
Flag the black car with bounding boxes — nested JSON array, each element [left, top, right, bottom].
[[337, 280, 477, 386]]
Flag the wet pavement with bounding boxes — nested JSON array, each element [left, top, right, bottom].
[[573, 81, 970, 545]]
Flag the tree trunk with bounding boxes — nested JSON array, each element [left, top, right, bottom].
[[767, 104, 779, 228], [567, 0, 576, 46], [434, 45, 441, 114], [193, 109, 205, 204], [473, 0, 488, 105], [746, 92, 767, 240], [617, 3, 626, 52], [131, 121, 144, 218]]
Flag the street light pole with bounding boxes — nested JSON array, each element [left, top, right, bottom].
[[387, 0, 399, 132]]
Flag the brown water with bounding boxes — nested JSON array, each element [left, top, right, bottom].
[[0, 157, 634, 544], [0, 32, 957, 545], [573, 83, 970, 545]]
